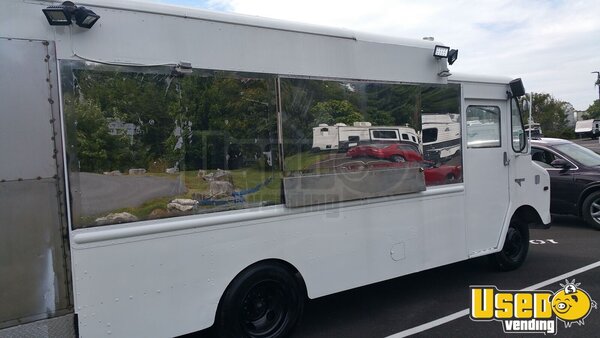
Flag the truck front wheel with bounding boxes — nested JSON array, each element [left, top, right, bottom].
[[489, 219, 529, 271]]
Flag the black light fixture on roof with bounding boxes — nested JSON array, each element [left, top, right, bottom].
[[42, 1, 100, 29], [74, 6, 100, 28], [447, 49, 458, 65]]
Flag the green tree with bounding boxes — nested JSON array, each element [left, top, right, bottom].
[[523, 93, 572, 138], [586, 100, 600, 119]]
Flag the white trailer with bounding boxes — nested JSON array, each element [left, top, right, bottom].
[[0, 1, 550, 337], [312, 122, 419, 151], [421, 113, 461, 160], [575, 119, 600, 139]]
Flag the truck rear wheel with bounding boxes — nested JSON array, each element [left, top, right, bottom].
[[489, 219, 529, 271], [216, 262, 305, 338]]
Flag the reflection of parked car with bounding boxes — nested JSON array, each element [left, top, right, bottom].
[[335, 159, 460, 186], [346, 143, 422, 162], [531, 138, 600, 229], [423, 161, 462, 186]]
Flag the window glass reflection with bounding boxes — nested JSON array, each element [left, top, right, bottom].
[[466, 106, 501, 148], [61, 61, 280, 228], [280, 78, 462, 208]]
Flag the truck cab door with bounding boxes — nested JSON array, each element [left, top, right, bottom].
[[464, 99, 510, 255]]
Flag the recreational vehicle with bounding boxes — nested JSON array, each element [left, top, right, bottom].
[[311, 122, 419, 152], [575, 119, 600, 139], [0, 1, 550, 337], [421, 113, 461, 161]]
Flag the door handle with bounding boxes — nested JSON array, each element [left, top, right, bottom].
[[503, 152, 510, 166]]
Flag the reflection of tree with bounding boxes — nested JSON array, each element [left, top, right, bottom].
[[310, 100, 362, 126], [64, 96, 131, 172], [66, 65, 278, 172]]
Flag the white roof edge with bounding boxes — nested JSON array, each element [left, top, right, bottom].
[[449, 72, 514, 85], [39, 0, 440, 48]]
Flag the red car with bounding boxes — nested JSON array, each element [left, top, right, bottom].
[[346, 143, 423, 162], [423, 162, 462, 186]]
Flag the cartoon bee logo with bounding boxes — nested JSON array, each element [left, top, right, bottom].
[[552, 279, 598, 327]]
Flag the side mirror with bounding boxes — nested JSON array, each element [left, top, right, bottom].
[[551, 159, 571, 172]]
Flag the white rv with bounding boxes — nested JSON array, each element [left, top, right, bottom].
[[0, 1, 550, 338], [421, 113, 461, 160], [575, 119, 600, 139], [312, 122, 419, 151]]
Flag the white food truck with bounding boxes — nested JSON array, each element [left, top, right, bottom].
[[0, 1, 550, 337]]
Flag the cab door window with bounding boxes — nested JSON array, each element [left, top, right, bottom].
[[466, 106, 501, 148]]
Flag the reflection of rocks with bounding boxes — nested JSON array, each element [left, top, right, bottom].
[[209, 181, 234, 197], [191, 192, 210, 200], [103, 170, 122, 176], [128, 168, 146, 175], [165, 167, 179, 174], [167, 198, 199, 212], [95, 212, 138, 225], [148, 208, 171, 219], [202, 169, 233, 184]]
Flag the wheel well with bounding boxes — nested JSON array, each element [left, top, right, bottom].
[[512, 205, 543, 227]]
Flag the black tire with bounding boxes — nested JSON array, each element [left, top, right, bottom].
[[390, 155, 406, 163], [489, 219, 529, 271], [581, 191, 600, 230], [216, 262, 305, 338]]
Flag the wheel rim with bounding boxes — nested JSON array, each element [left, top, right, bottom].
[[503, 227, 523, 260], [391, 156, 405, 163], [241, 280, 288, 337], [589, 199, 600, 224]]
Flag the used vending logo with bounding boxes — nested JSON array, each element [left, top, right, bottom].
[[470, 280, 597, 334]]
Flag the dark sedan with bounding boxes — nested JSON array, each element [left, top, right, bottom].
[[531, 138, 600, 229]]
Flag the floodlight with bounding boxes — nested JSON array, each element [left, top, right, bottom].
[[433, 45, 450, 58], [42, 2, 74, 26], [74, 7, 100, 28], [448, 49, 458, 65], [42, 1, 100, 29]]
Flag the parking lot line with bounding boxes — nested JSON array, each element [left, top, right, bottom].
[[386, 260, 600, 338]]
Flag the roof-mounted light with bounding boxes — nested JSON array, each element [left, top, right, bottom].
[[42, 1, 100, 29], [433, 45, 450, 58], [448, 49, 458, 65]]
